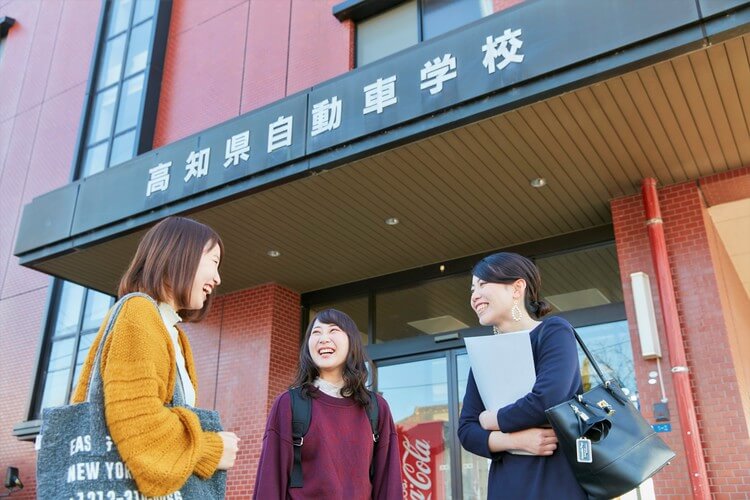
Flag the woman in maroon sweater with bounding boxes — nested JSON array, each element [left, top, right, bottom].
[[253, 309, 403, 499]]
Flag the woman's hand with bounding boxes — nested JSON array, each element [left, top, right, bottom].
[[479, 410, 499, 431], [216, 431, 240, 470], [508, 427, 557, 456]]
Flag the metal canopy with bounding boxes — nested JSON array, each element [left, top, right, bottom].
[[27, 32, 750, 296]]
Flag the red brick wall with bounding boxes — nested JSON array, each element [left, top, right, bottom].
[[0, 1, 101, 497], [182, 284, 301, 499], [700, 165, 750, 206], [0, 288, 48, 499], [154, 0, 353, 147], [285, 0, 352, 95], [0, 0, 320, 494], [0, 0, 100, 299], [611, 171, 750, 498]]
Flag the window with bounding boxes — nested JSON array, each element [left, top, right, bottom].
[[304, 241, 626, 345], [21, 0, 171, 427], [79, 0, 159, 177], [375, 273, 474, 343], [356, 0, 493, 66], [34, 282, 114, 413]]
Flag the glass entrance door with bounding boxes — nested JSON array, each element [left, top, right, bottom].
[[377, 348, 482, 499]]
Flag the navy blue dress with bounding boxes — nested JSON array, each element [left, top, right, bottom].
[[458, 316, 587, 499]]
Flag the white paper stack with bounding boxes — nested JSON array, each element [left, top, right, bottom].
[[464, 331, 536, 412], [465, 331, 537, 456]]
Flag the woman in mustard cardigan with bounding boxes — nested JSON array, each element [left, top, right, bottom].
[[72, 216, 240, 496]]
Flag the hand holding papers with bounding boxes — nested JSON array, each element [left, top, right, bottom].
[[465, 331, 536, 454]]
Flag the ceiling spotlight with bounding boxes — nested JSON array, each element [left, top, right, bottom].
[[439, 264, 446, 272], [385, 217, 399, 226], [267, 250, 281, 257], [530, 177, 546, 188]]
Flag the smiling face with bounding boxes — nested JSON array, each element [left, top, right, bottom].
[[186, 242, 221, 310], [308, 319, 350, 380], [470, 275, 522, 327]]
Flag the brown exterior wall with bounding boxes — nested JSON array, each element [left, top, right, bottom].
[[0, 0, 325, 496], [0, 1, 102, 497], [611, 168, 750, 498], [153, 0, 352, 147], [2, 0, 750, 497]]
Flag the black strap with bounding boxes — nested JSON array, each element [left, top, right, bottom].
[[571, 328, 609, 385], [289, 387, 310, 488], [289, 387, 380, 488], [367, 391, 380, 481], [569, 325, 628, 405]]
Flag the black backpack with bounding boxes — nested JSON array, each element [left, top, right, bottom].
[[288, 386, 380, 488]]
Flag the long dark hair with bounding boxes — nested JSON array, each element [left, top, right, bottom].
[[472, 252, 551, 319], [118, 216, 224, 322], [292, 309, 372, 407]]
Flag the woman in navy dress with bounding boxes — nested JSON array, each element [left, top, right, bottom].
[[458, 252, 587, 499]]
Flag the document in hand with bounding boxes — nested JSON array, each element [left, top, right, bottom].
[[464, 331, 536, 412]]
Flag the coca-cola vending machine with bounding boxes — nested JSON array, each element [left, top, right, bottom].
[[397, 421, 446, 500]]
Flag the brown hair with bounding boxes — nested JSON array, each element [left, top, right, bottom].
[[472, 252, 551, 319], [118, 216, 224, 322], [292, 308, 373, 408]]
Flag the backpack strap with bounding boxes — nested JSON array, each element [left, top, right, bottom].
[[288, 387, 381, 488], [367, 390, 380, 481], [289, 387, 311, 488]]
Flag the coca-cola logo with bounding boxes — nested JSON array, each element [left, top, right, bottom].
[[401, 437, 432, 500]]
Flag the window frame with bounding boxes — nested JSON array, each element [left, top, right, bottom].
[[352, 0, 497, 67], [70, 0, 172, 182], [28, 281, 115, 417]]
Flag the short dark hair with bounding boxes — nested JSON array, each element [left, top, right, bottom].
[[118, 216, 224, 322], [472, 252, 551, 319], [292, 309, 373, 408]]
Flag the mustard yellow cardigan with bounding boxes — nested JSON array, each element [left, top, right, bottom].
[[72, 295, 224, 496]]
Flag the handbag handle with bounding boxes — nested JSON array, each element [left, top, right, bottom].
[[86, 292, 185, 406], [539, 317, 610, 386], [570, 328, 610, 386], [86, 292, 153, 404]]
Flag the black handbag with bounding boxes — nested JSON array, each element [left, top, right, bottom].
[[545, 329, 675, 500]]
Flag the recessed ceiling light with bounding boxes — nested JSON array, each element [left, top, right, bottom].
[[385, 217, 399, 226], [530, 177, 546, 188], [267, 250, 281, 257]]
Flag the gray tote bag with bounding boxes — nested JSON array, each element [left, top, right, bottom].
[[36, 293, 227, 499]]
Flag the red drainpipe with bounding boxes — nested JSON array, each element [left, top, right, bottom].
[[641, 178, 709, 499]]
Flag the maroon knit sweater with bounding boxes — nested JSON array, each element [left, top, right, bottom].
[[253, 388, 403, 499]]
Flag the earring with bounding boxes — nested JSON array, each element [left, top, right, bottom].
[[511, 300, 522, 322], [493, 326, 501, 335]]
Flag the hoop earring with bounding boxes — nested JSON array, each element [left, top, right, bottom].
[[511, 300, 522, 322], [493, 326, 501, 335]]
